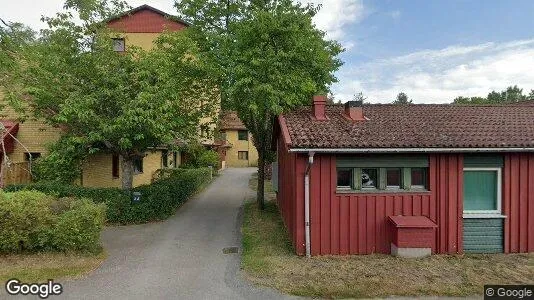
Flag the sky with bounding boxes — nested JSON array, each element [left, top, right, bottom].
[[1, 0, 534, 103]]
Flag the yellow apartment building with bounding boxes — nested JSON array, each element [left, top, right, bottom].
[[218, 111, 258, 168], [0, 5, 216, 187]]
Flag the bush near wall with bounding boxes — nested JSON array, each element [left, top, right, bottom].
[[5, 168, 212, 225], [0, 191, 106, 253]]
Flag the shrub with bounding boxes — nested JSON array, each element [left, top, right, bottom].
[[116, 167, 212, 223], [6, 168, 212, 225], [198, 150, 219, 169], [51, 199, 106, 252], [181, 142, 220, 171], [0, 191, 55, 252], [32, 136, 88, 184], [0, 191, 105, 253]]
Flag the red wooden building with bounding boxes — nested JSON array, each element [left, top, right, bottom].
[[274, 96, 534, 256]]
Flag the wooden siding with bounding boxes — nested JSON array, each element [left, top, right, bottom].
[[276, 138, 306, 254], [463, 219, 503, 253], [503, 153, 534, 253], [276, 147, 534, 255], [306, 153, 463, 255], [107, 9, 186, 33]]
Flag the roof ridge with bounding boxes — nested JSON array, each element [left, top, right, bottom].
[[105, 4, 191, 26]]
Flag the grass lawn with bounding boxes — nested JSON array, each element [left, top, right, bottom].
[[242, 174, 534, 298], [0, 251, 106, 283]]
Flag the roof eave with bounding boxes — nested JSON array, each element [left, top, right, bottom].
[[288, 147, 534, 153], [104, 4, 191, 27]]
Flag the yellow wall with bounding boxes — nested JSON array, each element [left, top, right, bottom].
[[223, 130, 258, 167], [0, 30, 215, 187], [80, 150, 182, 188], [120, 33, 162, 51], [0, 92, 62, 163]]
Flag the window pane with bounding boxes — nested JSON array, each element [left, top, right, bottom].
[[238, 151, 248, 160], [411, 168, 427, 187], [386, 168, 401, 187], [337, 169, 352, 188], [162, 150, 168, 167], [361, 168, 377, 189], [238, 130, 248, 140], [112, 154, 119, 178], [112, 38, 125, 51], [464, 171, 497, 211], [134, 157, 143, 173]]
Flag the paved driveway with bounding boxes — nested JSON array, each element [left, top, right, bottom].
[[56, 168, 296, 300]]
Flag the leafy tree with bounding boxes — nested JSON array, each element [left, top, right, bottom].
[[176, 0, 343, 209], [392, 92, 413, 104], [452, 96, 487, 105], [453, 85, 529, 104], [0, 19, 35, 104], [4, 0, 219, 189], [529, 90, 534, 100], [352, 92, 367, 103]]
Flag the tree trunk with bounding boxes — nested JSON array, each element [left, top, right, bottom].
[[121, 157, 134, 190], [257, 152, 265, 210]]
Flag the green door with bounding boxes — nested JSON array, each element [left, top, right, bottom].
[[463, 168, 504, 253]]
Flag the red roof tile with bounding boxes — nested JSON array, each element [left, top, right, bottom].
[[220, 111, 247, 131], [281, 104, 534, 149]]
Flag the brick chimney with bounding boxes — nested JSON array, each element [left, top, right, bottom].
[[344, 100, 365, 121], [312, 95, 328, 120]]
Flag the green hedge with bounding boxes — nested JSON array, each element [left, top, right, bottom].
[[5, 168, 212, 225], [0, 191, 106, 253]]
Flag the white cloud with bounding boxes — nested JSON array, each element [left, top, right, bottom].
[[303, 0, 365, 40], [334, 39, 534, 103], [299, 0, 365, 50]]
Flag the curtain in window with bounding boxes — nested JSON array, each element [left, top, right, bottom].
[[464, 171, 497, 210]]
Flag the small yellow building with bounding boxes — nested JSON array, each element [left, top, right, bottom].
[[0, 5, 216, 188], [218, 111, 258, 168]]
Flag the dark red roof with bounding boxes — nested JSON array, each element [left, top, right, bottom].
[[220, 111, 247, 131], [0, 120, 19, 153], [280, 104, 534, 149]]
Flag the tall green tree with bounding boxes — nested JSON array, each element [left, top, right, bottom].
[[453, 85, 529, 104], [176, 0, 343, 209], [392, 92, 413, 104], [4, 0, 219, 189], [0, 20, 35, 99]]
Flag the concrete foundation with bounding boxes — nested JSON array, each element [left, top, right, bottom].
[[391, 243, 431, 258]]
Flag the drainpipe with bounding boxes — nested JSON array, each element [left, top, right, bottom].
[[304, 152, 315, 258]]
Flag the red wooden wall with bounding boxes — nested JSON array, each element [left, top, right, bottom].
[[108, 9, 187, 33], [306, 153, 463, 255], [276, 150, 534, 255], [503, 153, 534, 253]]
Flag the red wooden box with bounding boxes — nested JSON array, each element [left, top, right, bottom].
[[389, 216, 437, 249]]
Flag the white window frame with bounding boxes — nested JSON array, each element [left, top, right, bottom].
[[463, 167, 502, 217]]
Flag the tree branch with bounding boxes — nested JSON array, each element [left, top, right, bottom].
[[0, 17, 9, 28]]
